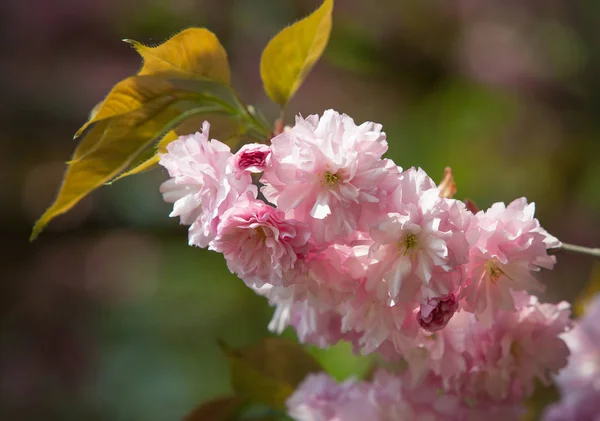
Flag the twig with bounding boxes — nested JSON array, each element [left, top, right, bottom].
[[557, 242, 600, 258]]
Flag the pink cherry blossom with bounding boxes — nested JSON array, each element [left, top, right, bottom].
[[209, 197, 310, 287], [366, 167, 470, 305], [286, 373, 377, 421], [267, 298, 362, 349], [286, 370, 525, 421], [391, 292, 570, 402], [463, 292, 571, 401], [461, 198, 561, 324], [261, 110, 391, 244], [158, 122, 256, 247], [542, 293, 600, 421], [231, 143, 271, 176]]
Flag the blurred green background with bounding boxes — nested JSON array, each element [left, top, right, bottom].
[[2, 0, 600, 419]]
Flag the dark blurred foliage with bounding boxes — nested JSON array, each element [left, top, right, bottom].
[[1, 0, 599, 419]]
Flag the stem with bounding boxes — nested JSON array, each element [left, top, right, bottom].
[[280, 107, 286, 127], [557, 242, 600, 258]]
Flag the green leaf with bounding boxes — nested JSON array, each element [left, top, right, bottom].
[[184, 396, 245, 421], [30, 78, 249, 241], [260, 0, 333, 106], [219, 338, 322, 410], [124, 28, 231, 84]]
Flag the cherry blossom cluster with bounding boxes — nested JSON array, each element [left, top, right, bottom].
[[543, 293, 600, 421], [158, 110, 572, 415], [286, 370, 525, 421]]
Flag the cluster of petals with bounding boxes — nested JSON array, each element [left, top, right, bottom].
[[158, 122, 256, 247], [286, 370, 525, 421], [158, 110, 569, 411], [543, 293, 600, 421], [461, 198, 561, 324]]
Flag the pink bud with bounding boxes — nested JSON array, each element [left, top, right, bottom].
[[417, 294, 458, 332], [233, 143, 271, 175]]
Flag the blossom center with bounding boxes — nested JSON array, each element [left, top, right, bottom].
[[400, 233, 418, 255], [485, 261, 506, 283], [324, 171, 340, 185], [255, 227, 267, 243]]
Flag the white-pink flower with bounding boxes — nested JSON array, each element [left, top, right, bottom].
[[461, 198, 561, 323], [209, 197, 309, 287], [231, 143, 271, 176], [158, 122, 256, 247], [261, 110, 391, 244], [367, 167, 470, 304]]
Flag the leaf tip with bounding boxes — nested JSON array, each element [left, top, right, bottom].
[[29, 222, 43, 242]]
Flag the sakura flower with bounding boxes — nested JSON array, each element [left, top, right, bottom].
[[268, 298, 362, 349], [542, 293, 600, 421], [209, 197, 309, 287], [461, 198, 561, 323], [286, 373, 377, 421], [231, 143, 270, 176], [261, 110, 391, 244], [367, 167, 469, 304], [339, 283, 417, 355], [395, 309, 474, 387], [158, 122, 256, 247], [463, 292, 571, 401], [286, 370, 525, 421], [393, 292, 570, 402], [371, 370, 525, 421]]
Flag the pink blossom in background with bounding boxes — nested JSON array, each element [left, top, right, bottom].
[[464, 292, 571, 401], [231, 143, 271, 176], [543, 293, 600, 421], [461, 198, 560, 324], [261, 110, 390, 244], [286, 373, 378, 421], [286, 370, 525, 421], [390, 292, 570, 402], [209, 197, 309, 288], [158, 122, 256, 247]]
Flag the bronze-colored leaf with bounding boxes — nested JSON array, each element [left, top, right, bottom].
[[184, 396, 244, 421], [219, 338, 322, 410]]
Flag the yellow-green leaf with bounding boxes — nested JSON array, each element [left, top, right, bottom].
[[31, 78, 247, 240], [125, 28, 230, 84], [109, 130, 178, 181], [74, 28, 229, 141], [219, 338, 322, 410], [31, 104, 181, 241], [74, 75, 186, 141], [260, 0, 333, 106]]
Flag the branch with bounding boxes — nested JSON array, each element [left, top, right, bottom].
[[556, 242, 600, 258]]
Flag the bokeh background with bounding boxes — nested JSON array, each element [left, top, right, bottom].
[[2, 0, 600, 419]]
